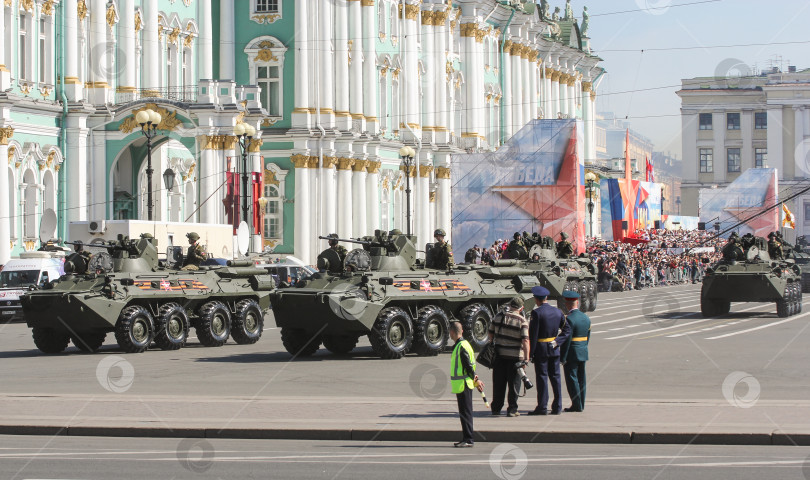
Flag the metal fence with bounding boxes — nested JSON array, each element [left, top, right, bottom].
[[114, 86, 198, 105]]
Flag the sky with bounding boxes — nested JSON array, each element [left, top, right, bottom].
[[585, 0, 810, 160]]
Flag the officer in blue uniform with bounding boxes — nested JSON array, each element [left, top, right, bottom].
[[561, 290, 591, 412], [527, 286, 571, 415]]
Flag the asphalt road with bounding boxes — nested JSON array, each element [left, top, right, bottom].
[[1, 435, 809, 480], [0, 283, 808, 403]]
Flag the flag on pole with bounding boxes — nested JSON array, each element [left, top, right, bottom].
[[645, 156, 654, 183], [782, 204, 795, 229]]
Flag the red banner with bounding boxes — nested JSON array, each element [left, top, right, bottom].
[[252, 171, 263, 239]]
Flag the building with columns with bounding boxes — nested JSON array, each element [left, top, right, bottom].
[[678, 67, 810, 240], [0, 0, 603, 265]]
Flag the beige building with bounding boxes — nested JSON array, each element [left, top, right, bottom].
[[677, 67, 810, 239]]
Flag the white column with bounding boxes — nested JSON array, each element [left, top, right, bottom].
[[91, 132, 106, 219], [461, 23, 477, 139], [421, 11, 435, 136], [63, 0, 82, 100], [366, 161, 380, 233], [336, 157, 354, 238], [521, 51, 531, 125], [416, 162, 431, 251], [66, 116, 89, 221], [319, 0, 335, 124], [198, 0, 213, 79], [361, 1, 377, 132], [292, 155, 311, 264], [143, 0, 160, 91], [767, 106, 784, 177], [795, 106, 806, 179], [291, 0, 310, 127], [352, 160, 368, 237], [219, 0, 234, 80], [435, 161, 451, 245], [118, 0, 136, 92], [583, 86, 594, 164], [0, 132, 10, 264], [335, 0, 350, 130], [569, 81, 577, 118], [552, 73, 560, 118], [0, 2, 9, 89], [434, 12, 448, 139], [511, 46, 521, 133], [198, 139, 217, 224], [528, 58, 538, 120], [321, 157, 337, 236], [559, 74, 568, 117], [403, 3, 419, 135], [348, 0, 363, 125], [88, 0, 109, 104], [502, 41, 512, 139]]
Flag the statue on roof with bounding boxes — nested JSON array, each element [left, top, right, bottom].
[[581, 6, 590, 36], [540, 0, 550, 21], [552, 6, 561, 21], [564, 0, 575, 21]]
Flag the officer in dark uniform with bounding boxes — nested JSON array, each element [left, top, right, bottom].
[[561, 290, 590, 412], [429, 228, 454, 270], [721, 233, 744, 262], [556, 232, 574, 259], [182, 232, 207, 270], [768, 232, 784, 260], [527, 286, 571, 416]]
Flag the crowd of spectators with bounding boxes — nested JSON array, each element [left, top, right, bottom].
[[464, 229, 726, 292]]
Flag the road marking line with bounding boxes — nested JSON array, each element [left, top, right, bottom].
[[627, 303, 773, 340], [706, 310, 810, 339]]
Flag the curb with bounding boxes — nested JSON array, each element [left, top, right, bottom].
[[0, 425, 808, 445]]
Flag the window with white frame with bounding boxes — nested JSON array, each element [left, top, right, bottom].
[[263, 185, 281, 240], [38, 18, 46, 84], [390, 3, 399, 42], [18, 14, 28, 80], [182, 48, 191, 88], [245, 37, 287, 118], [255, 0, 280, 13], [378, 1, 386, 37], [167, 44, 177, 87], [258, 65, 280, 116]]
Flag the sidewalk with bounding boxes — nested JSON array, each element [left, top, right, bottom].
[[1, 394, 808, 445]]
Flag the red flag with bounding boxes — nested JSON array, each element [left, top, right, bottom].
[[645, 156, 654, 183], [252, 171, 263, 238]]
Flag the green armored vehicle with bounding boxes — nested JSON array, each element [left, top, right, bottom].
[[784, 236, 810, 292], [522, 238, 598, 312], [21, 234, 275, 354], [701, 235, 802, 318], [270, 232, 546, 359]]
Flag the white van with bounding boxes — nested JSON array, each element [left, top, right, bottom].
[[0, 252, 65, 321]]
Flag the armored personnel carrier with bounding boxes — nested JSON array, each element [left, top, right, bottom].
[[701, 236, 802, 318], [783, 236, 810, 292], [21, 234, 274, 354], [270, 231, 584, 360], [522, 238, 598, 312]]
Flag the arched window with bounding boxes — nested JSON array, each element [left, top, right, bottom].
[[378, 1, 386, 38], [263, 185, 281, 241], [390, 3, 399, 43], [245, 36, 288, 118]]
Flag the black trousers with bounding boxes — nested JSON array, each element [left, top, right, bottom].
[[534, 356, 562, 413], [490, 356, 521, 414], [456, 386, 474, 443], [563, 360, 587, 412]]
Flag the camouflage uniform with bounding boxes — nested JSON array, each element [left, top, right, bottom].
[[331, 244, 349, 264], [431, 241, 454, 269], [768, 233, 784, 260], [556, 233, 574, 259], [722, 235, 744, 262], [182, 243, 206, 270]]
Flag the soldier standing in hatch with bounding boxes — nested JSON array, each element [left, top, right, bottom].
[[430, 228, 454, 269], [721, 233, 744, 262], [181, 232, 207, 270], [768, 232, 784, 260], [556, 232, 574, 259], [320, 234, 349, 272]]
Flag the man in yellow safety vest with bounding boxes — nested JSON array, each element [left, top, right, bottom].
[[450, 321, 483, 447]]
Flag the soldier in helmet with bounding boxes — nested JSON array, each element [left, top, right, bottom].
[[430, 228, 454, 270], [556, 232, 574, 259], [322, 233, 348, 266], [722, 233, 744, 262], [768, 232, 784, 260], [182, 232, 207, 270], [73, 240, 91, 261]]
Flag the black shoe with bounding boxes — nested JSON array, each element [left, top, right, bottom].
[[454, 441, 474, 448], [563, 407, 582, 413], [550, 410, 562, 415], [527, 408, 548, 416], [491, 409, 502, 416]]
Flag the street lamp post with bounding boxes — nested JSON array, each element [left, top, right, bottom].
[[162, 168, 175, 221], [136, 109, 162, 221], [585, 172, 597, 238], [233, 123, 257, 240], [398, 146, 416, 237]]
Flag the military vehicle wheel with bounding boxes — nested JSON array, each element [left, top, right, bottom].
[[231, 299, 264, 345], [459, 303, 492, 352], [797, 285, 803, 313], [700, 284, 729, 317], [153, 303, 189, 350], [578, 281, 591, 312], [322, 335, 359, 355], [115, 305, 155, 353], [412, 306, 450, 356], [281, 328, 321, 356], [587, 280, 598, 312], [557, 281, 577, 311], [196, 301, 231, 347], [369, 307, 413, 359], [71, 332, 106, 353], [32, 327, 70, 354]]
